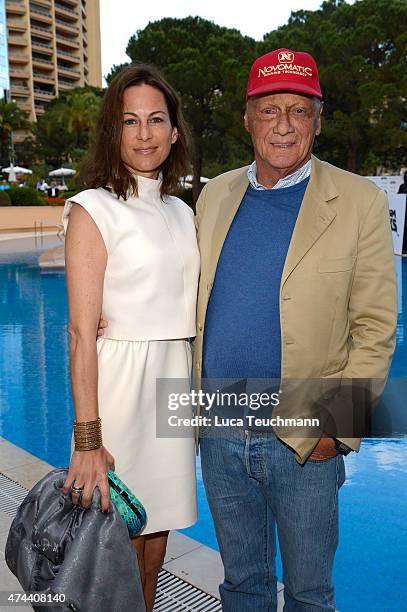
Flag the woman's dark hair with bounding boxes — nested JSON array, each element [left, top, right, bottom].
[[82, 63, 193, 199]]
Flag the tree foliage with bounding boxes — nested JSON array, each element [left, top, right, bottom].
[[260, 0, 407, 173], [3, 0, 404, 190], [106, 1, 406, 195], [0, 100, 31, 168], [35, 87, 102, 167], [108, 17, 257, 199]]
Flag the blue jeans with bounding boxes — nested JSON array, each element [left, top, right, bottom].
[[200, 428, 346, 611]]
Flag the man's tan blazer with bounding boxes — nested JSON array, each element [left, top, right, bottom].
[[193, 155, 397, 463]]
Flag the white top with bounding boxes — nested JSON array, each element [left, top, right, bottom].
[[62, 176, 200, 341]]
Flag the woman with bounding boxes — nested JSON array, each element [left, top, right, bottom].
[[62, 64, 200, 611]]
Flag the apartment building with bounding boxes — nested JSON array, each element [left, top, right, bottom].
[[5, 0, 101, 139], [0, 0, 10, 94]]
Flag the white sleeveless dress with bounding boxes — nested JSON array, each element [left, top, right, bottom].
[[62, 176, 200, 534]]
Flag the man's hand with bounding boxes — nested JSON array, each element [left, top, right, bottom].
[[308, 436, 338, 461], [97, 317, 108, 337]]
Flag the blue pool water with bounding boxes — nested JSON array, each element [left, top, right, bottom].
[[0, 253, 406, 612]]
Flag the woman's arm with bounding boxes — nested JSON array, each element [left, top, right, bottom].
[[62, 203, 115, 512]]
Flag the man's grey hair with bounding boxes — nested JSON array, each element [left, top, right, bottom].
[[311, 96, 323, 114], [247, 94, 323, 116]]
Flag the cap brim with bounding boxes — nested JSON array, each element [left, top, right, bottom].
[[247, 81, 323, 100]]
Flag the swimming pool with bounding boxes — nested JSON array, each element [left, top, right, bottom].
[[0, 253, 406, 611]]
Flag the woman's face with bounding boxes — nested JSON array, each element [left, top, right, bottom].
[[120, 84, 178, 180]]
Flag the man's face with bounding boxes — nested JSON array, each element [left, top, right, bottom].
[[244, 91, 322, 186]]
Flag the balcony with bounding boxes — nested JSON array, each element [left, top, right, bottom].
[[57, 64, 80, 77], [33, 71, 55, 83], [10, 85, 30, 99], [9, 67, 30, 78], [7, 35, 28, 46], [8, 54, 29, 65], [30, 24, 52, 38], [58, 79, 77, 90], [31, 40, 53, 54], [30, 12, 52, 27], [6, 20, 26, 32], [29, 4, 52, 17], [18, 102, 33, 112], [12, 130, 33, 143], [56, 48, 80, 63], [32, 57, 54, 71], [34, 87, 54, 98], [56, 34, 80, 48], [11, 83, 30, 91], [55, 19, 79, 34], [6, 1, 25, 16], [55, 3, 79, 20]]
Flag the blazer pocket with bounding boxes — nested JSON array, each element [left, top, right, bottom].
[[318, 256, 356, 273]]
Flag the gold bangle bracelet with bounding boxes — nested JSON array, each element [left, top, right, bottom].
[[75, 440, 103, 451], [73, 417, 102, 451], [73, 417, 101, 428]]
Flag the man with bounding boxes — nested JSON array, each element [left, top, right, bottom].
[[193, 48, 397, 611], [397, 171, 407, 254]]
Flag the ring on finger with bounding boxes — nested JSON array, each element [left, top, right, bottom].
[[72, 484, 85, 494]]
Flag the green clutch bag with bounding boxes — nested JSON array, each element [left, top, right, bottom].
[[107, 470, 147, 537]]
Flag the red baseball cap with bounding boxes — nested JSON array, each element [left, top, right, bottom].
[[246, 48, 323, 100]]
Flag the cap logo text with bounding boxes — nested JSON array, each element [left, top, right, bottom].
[[278, 51, 294, 63], [258, 64, 313, 78]]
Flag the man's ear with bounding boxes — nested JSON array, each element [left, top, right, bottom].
[[244, 105, 250, 133], [315, 102, 323, 136]]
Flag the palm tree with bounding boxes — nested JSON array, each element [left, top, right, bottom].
[[0, 100, 31, 167], [63, 89, 100, 149], [36, 87, 102, 166]]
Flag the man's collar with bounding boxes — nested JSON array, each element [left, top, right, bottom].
[[247, 159, 312, 190]]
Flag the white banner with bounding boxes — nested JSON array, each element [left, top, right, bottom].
[[365, 176, 406, 254], [387, 193, 406, 256], [367, 175, 404, 194]]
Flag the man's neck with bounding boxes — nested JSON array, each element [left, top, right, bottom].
[[255, 157, 312, 189]]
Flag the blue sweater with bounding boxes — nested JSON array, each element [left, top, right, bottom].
[[202, 177, 309, 381]]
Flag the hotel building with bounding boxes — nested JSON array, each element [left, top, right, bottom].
[[0, 0, 10, 95], [4, 0, 102, 140]]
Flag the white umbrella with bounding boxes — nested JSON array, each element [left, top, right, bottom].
[[7, 163, 16, 183], [49, 168, 76, 177], [181, 175, 210, 189], [182, 174, 209, 184], [2, 165, 32, 175]]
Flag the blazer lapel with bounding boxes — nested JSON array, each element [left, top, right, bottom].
[[281, 156, 339, 287], [208, 168, 249, 282]]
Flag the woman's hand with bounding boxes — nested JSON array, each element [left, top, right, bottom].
[[97, 317, 108, 337], [62, 446, 115, 512]]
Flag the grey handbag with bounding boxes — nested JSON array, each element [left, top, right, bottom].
[[5, 468, 146, 612]]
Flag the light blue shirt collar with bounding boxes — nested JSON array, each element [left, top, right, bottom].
[[247, 159, 312, 190]]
